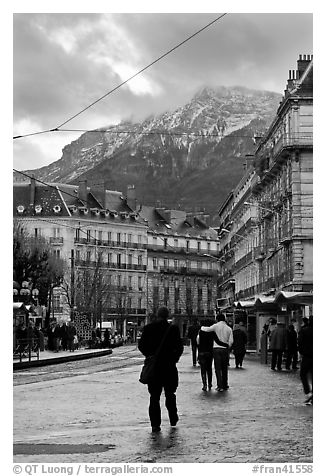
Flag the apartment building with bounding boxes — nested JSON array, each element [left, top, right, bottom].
[[140, 206, 219, 337], [13, 179, 148, 339], [217, 54, 313, 348]]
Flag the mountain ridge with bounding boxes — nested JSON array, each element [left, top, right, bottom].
[[17, 85, 282, 224]]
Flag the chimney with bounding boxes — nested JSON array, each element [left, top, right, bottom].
[[297, 54, 312, 79], [78, 180, 88, 204], [29, 176, 36, 206], [126, 185, 137, 211], [90, 179, 105, 208]]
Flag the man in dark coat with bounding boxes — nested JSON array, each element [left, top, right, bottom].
[[138, 306, 184, 433], [286, 324, 298, 370], [270, 322, 287, 371], [187, 319, 200, 366], [298, 316, 313, 404], [232, 323, 247, 368]]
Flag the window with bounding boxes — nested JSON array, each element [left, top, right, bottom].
[[53, 228, 60, 237], [34, 228, 41, 238], [108, 231, 112, 243], [128, 254, 132, 266], [186, 240, 190, 251], [117, 233, 121, 245], [117, 254, 122, 268], [86, 251, 91, 262], [128, 234, 132, 244], [164, 258, 168, 269], [108, 253, 112, 265], [138, 276, 142, 290], [76, 250, 80, 261], [138, 235, 142, 244], [174, 239, 178, 248], [207, 242, 211, 252], [128, 276, 133, 289], [138, 297, 142, 309], [138, 255, 143, 266], [164, 238, 168, 248], [117, 275, 121, 287], [197, 241, 201, 251], [174, 259, 178, 269], [86, 230, 91, 242], [98, 230, 102, 242], [53, 295, 61, 311], [53, 249, 60, 259], [153, 258, 158, 269]]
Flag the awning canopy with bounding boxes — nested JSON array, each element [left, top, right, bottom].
[[233, 291, 313, 309]]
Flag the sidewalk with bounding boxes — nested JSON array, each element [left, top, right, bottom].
[[13, 346, 113, 370]]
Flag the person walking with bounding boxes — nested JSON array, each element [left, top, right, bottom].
[[232, 323, 247, 368], [286, 324, 298, 370], [200, 313, 233, 392], [270, 321, 287, 371], [197, 319, 229, 391], [187, 319, 200, 366], [298, 316, 313, 405], [67, 321, 77, 352], [138, 306, 184, 433]]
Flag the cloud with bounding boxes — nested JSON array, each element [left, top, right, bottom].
[[13, 12, 313, 170]]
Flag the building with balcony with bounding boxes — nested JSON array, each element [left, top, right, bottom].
[[139, 206, 219, 337], [13, 179, 148, 339], [216, 54, 313, 349]]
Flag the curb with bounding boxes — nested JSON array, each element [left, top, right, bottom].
[[13, 349, 113, 370]]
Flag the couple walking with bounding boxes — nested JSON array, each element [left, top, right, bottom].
[[197, 314, 234, 392]]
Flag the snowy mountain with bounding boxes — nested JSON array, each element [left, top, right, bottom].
[[19, 86, 282, 223]]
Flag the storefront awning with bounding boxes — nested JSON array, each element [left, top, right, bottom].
[[274, 291, 313, 306]]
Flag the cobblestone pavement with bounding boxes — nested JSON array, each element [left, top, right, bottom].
[[13, 347, 313, 463]]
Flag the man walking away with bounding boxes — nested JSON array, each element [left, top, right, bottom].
[[187, 319, 201, 366], [270, 322, 287, 371], [138, 306, 184, 433], [286, 324, 298, 370], [232, 323, 247, 368], [201, 314, 233, 392], [298, 316, 313, 405]]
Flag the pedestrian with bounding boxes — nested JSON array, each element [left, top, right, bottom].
[[270, 321, 287, 371], [286, 324, 298, 370], [187, 319, 200, 366], [59, 322, 68, 351], [232, 323, 247, 368], [200, 313, 233, 392], [67, 321, 77, 352], [197, 319, 229, 391], [298, 316, 313, 405], [138, 306, 184, 433], [104, 328, 111, 348]]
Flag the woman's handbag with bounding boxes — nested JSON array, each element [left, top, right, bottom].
[[139, 326, 171, 384]]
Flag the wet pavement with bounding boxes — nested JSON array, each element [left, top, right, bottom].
[[13, 346, 313, 463]]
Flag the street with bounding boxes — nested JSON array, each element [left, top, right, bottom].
[[13, 346, 312, 463]]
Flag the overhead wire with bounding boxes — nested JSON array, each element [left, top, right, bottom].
[[13, 13, 227, 140]]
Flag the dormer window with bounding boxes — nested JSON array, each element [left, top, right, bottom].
[[35, 205, 42, 214], [17, 205, 25, 214], [90, 208, 100, 216], [79, 207, 88, 215], [53, 205, 61, 213]]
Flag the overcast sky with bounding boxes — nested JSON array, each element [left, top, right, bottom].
[[13, 10, 313, 171]]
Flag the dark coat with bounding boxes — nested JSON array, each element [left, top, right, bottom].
[[197, 330, 214, 353], [138, 319, 184, 385], [270, 324, 287, 350], [287, 328, 298, 351], [232, 328, 247, 354], [187, 323, 200, 344], [298, 325, 313, 358]]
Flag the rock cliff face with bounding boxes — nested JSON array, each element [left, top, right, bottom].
[[22, 86, 281, 223]]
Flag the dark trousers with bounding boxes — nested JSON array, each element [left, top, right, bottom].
[[191, 342, 198, 365], [147, 378, 178, 428], [286, 350, 298, 369], [271, 350, 284, 370], [300, 355, 313, 395], [213, 348, 229, 389], [234, 351, 245, 367], [198, 352, 213, 388]]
